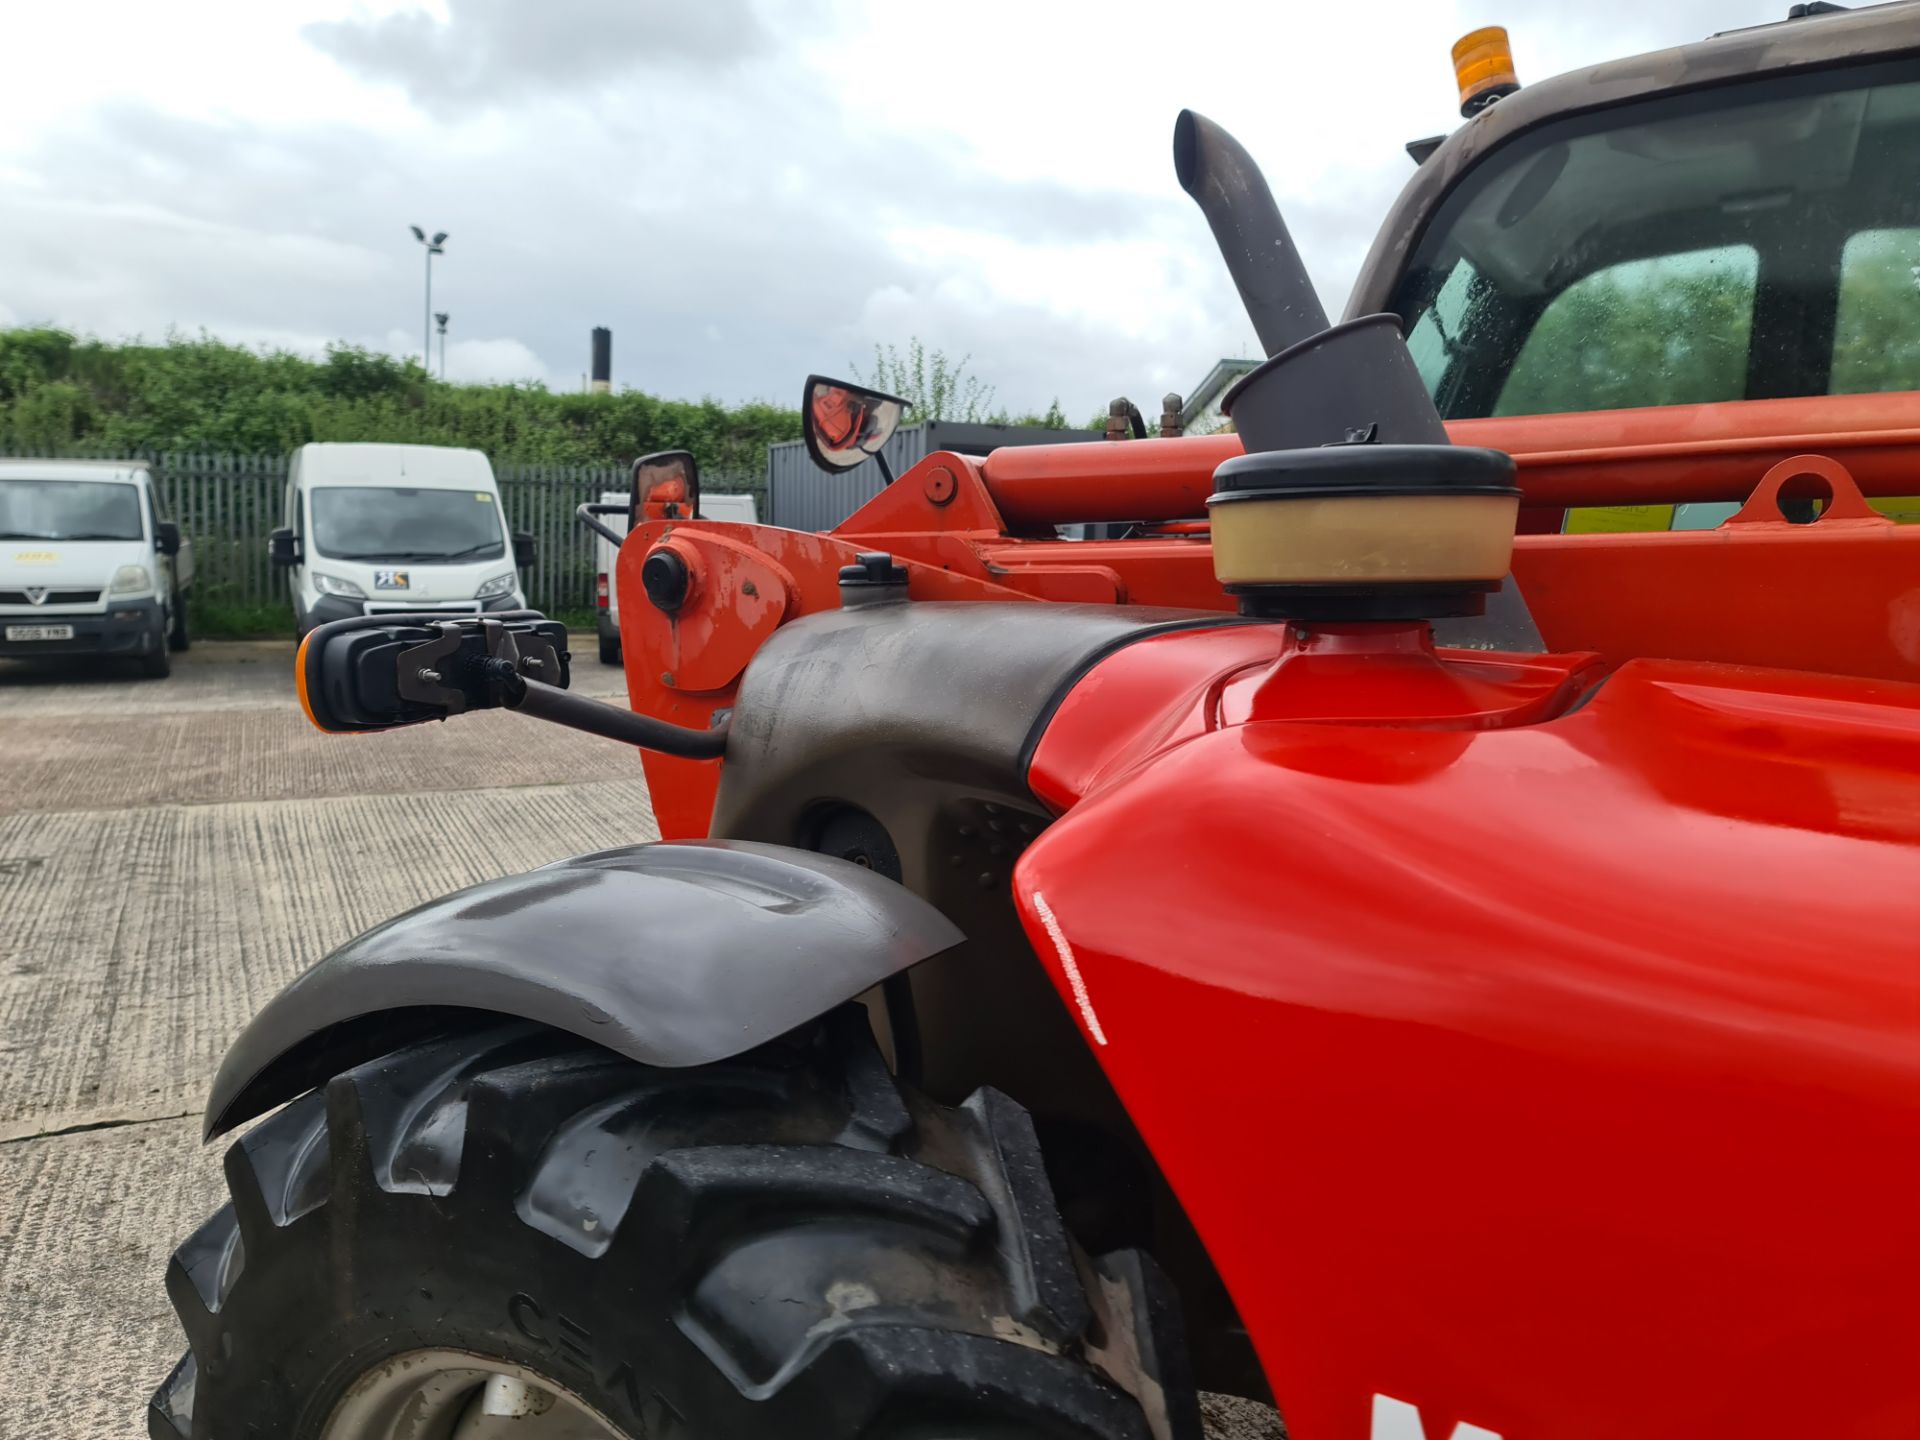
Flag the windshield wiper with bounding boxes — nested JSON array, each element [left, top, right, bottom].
[[434, 541, 507, 562], [0, 531, 63, 540], [336, 543, 504, 563]]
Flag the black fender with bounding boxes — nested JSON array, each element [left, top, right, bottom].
[[204, 840, 963, 1138]]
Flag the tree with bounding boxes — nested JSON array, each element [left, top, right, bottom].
[[853, 339, 995, 423], [853, 339, 1076, 429], [985, 398, 1070, 429]]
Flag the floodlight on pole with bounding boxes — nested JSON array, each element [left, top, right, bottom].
[[410, 225, 448, 371]]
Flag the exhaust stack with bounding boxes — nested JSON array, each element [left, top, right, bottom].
[[1173, 110, 1328, 360], [1174, 107, 1442, 453], [590, 327, 612, 396]]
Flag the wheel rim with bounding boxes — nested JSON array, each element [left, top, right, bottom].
[[317, 1349, 632, 1440]]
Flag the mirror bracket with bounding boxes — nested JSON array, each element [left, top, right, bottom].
[[394, 626, 473, 713], [395, 618, 564, 716]]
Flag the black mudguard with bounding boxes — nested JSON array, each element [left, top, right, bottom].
[[204, 840, 963, 1138]]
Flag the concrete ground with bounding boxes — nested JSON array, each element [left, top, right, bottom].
[[0, 638, 654, 1437], [0, 640, 1279, 1439]]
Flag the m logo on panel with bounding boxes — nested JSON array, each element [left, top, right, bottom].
[[1372, 1395, 1502, 1440]]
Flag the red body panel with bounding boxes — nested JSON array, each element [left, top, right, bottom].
[[1511, 455, 1920, 684], [605, 380, 1920, 1435], [1018, 641, 1920, 1439], [620, 397, 1920, 837], [617, 395, 1920, 1433]]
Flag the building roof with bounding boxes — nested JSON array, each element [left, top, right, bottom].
[[1180, 358, 1259, 428]]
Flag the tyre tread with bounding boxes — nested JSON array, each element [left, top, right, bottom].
[[152, 1007, 1195, 1440]]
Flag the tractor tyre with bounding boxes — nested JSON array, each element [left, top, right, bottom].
[[149, 1007, 1197, 1440]]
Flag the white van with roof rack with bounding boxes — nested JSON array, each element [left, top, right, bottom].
[[0, 457, 193, 678], [272, 443, 535, 637]]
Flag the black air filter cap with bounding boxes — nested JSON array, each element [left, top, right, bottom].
[[1206, 443, 1521, 622], [1208, 443, 1518, 506]]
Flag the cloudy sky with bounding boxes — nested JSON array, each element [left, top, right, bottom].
[[3, 0, 1764, 417]]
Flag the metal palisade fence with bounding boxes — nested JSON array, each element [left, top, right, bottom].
[[493, 460, 632, 613], [0, 448, 761, 615]]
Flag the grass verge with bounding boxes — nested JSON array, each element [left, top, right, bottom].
[[190, 595, 295, 640]]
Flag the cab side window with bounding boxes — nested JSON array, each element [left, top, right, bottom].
[[1495, 246, 1759, 417], [1833, 228, 1920, 522], [1405, 260, 1483, 395], [1831, 228, 1920, 394]]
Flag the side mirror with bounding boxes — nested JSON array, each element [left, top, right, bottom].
[[154, 521, 181, 557], [298, 612, 569, 733], [802, 375, 909, 475], [269, 527, 300, 567], [630, 450, 700, 525], [512, 530, 536, 569]]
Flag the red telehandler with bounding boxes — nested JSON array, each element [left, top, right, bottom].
[[154, 10, 1918, 1440]]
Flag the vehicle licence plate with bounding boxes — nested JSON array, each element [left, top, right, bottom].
[[5, 624, 74, 641]]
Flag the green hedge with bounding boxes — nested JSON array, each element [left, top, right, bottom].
[[0, 329, 802, 472]]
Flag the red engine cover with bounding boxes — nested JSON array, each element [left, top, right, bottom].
[[1018, 648, 1920, 1440]]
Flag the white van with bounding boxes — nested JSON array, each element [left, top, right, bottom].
[[0, 458, 193, 677], [273, 443, 532, 636], [592, 488, 757, 664]]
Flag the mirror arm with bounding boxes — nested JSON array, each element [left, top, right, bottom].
[[492, 662, 729, 758], [874, 450, 897, 487], [575, 501, 628, 547]]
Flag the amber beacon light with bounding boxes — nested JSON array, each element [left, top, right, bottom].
[[1452, 26, 1520, 117]]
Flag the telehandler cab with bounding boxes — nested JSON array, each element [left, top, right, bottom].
[[154, 10, 1919, 1440]]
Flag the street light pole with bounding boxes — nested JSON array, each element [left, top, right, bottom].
[[409, 225, 448, 371], [435, 312, 449, 380]]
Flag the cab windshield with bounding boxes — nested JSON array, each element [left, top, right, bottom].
[[1391, 62, 1920, 420], [310, 486, 506, 563], [0, 479, 144, 541]]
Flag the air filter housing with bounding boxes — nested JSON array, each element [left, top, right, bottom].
[[1174, 109, 1523, 624], [1209, 442, 1519, 620]]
